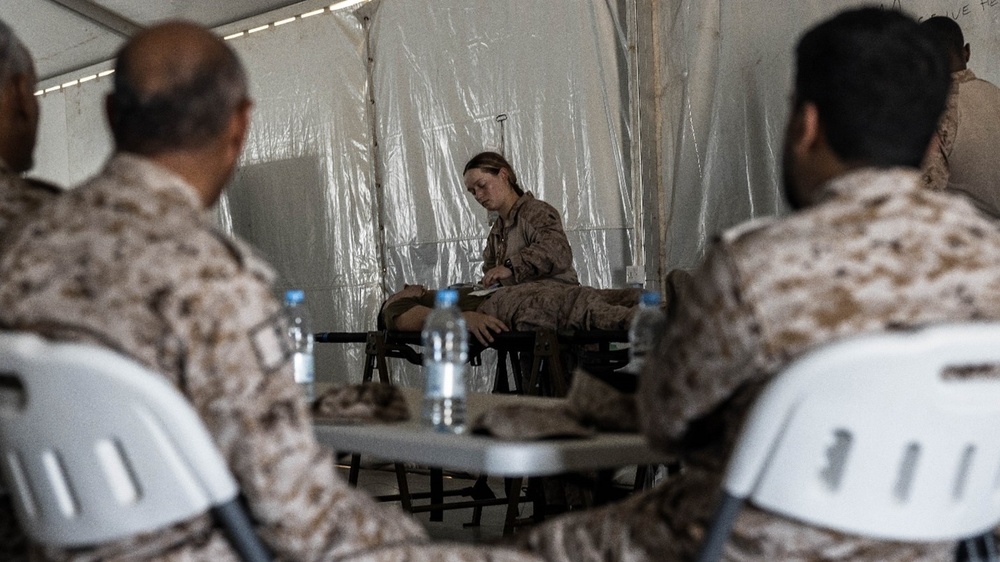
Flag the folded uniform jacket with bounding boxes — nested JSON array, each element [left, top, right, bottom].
[[471, 404, 595, 440], [312, 382, 410, 423], [565, 369, 639, 432]]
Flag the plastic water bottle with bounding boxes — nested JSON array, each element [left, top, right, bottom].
[[421, 289, 467, 433], [284, 289, 315, 401], [626, 291, 665, 375]]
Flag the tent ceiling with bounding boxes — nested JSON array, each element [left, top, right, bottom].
[[1, 0, 308, 80]]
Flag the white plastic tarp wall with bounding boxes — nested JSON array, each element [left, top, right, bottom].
[[30, 1, 633, 391], [25, 0, 1000, 390], [367, 0, 632, 292], [658, 0, 1000, 270]]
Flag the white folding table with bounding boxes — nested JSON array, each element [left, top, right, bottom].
[[313, 388, 670, 533]]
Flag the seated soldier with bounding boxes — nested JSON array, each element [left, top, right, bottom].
[[511, 8, 980, 562]]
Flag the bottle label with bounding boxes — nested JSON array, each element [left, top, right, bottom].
[[424, 362, 466, 399], [293, 352, 315, 384]]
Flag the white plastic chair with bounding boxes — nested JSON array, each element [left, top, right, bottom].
[[0, 332, 271, 561], [697, 323, 1000, 562]]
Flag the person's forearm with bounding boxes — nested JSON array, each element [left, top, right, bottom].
[[393, 304, 431, 331]]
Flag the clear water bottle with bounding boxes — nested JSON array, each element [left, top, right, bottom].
[[284, 289, 315, 402], [626, 291, 665, 375], [421, 289, 467, 433]]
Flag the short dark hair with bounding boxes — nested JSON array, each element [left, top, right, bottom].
[[108, 39, 248, 155], [463, 151, 524, 196], [0, 19, 33, 87], [795, 8, 950, 168], [921, 16, 965, 61]]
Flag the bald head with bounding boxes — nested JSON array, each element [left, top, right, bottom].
[[108, 21, 249, 155]]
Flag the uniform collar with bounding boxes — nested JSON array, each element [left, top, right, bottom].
[[103, 152, 205, 211], [953, 68, 976, 84], [819, 167, 922, 203], [505, 191, 536, 221]]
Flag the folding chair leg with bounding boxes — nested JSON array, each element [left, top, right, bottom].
[[696, 493, 744, 562], [212, 499, 271, 562], [348, 453, 362, 485]]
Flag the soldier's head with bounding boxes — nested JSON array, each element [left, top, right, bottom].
[[0, 18, 39, 174], [107, 21, 252, 206], [782, 8, 950, 209], [921, 16, 969, 73]]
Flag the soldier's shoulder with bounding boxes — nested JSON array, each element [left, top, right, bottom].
[[720, 216, 778, 246], [203, 228, 276, 283]]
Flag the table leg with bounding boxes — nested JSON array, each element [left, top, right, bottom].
[[348, 453, 362, 485], [430, 467, 444, 522], [503, 477, 524, 536], [394, 463, 412, 512]]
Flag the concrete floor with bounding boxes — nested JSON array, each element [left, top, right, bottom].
[[335, 460, 655, 543]]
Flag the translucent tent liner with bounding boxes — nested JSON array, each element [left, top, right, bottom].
[[28, 0, 1000, 391], [218, 0, 634, 391], [658, 0, 1000, 269]]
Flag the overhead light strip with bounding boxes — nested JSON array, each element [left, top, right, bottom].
[[35, 1, 374, 97]]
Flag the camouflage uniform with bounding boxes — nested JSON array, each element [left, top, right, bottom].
[[0, 159, 59, 562], [0, 158, 59, 240], [922, 69, 1000, 218], [382, 283, 640, 332], [515, 168, 1000, 561], [484, 192, 579, 286], [0, 154, 428, 561]]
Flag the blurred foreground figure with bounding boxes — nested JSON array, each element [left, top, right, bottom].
[[920, 16, 1000, 217], [0, 19, 58, 235], [0, 17, 60, 562], [0, 21, 427, 561], [512, 8, 1000, 561]]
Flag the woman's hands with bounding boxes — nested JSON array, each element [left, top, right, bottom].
[[463, 311, 509, 345], [481, 265, 513, 287]]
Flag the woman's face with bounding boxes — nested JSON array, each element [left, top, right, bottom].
[[464, 168, 513, 212]]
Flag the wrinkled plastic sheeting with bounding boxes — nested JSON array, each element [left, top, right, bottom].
[[366, 0, 634, 389], [216, 2, 633, 390], [218, 12, 378, 385], [658, 0, 1000, 271], [370, 0, 633, 293]]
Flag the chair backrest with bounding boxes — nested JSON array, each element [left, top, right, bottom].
[[724, 322, 1000, 542], [0, 332, 239, 547]]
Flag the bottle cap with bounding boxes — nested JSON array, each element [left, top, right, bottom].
[[435, 288, 459, 307], [285, 289, 305, 305], [640, 291, 661, 306]]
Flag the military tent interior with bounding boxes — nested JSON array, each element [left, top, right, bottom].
[[2, 0, 998, 390]]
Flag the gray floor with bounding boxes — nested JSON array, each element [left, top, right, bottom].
[[335, 461, 513, 541], [335, 460, 650, 543]]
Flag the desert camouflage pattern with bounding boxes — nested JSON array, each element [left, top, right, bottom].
[[922, 69, 1000, 218], [337, 544, 544, 562], [0, 160, 59, 562], [483, 192, 579, 286], [480, 282, 638, 332], [0, 154, 429, 561], [0, 159, 58, 240], [382, 283, 640, 333], [515, 168, 1000, 561]]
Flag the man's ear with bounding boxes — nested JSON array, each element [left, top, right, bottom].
[[791, 101, 823, 158], [12, 74, 34, 116], [225, 99, 253, 159], [963, 44, 971, 64]]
